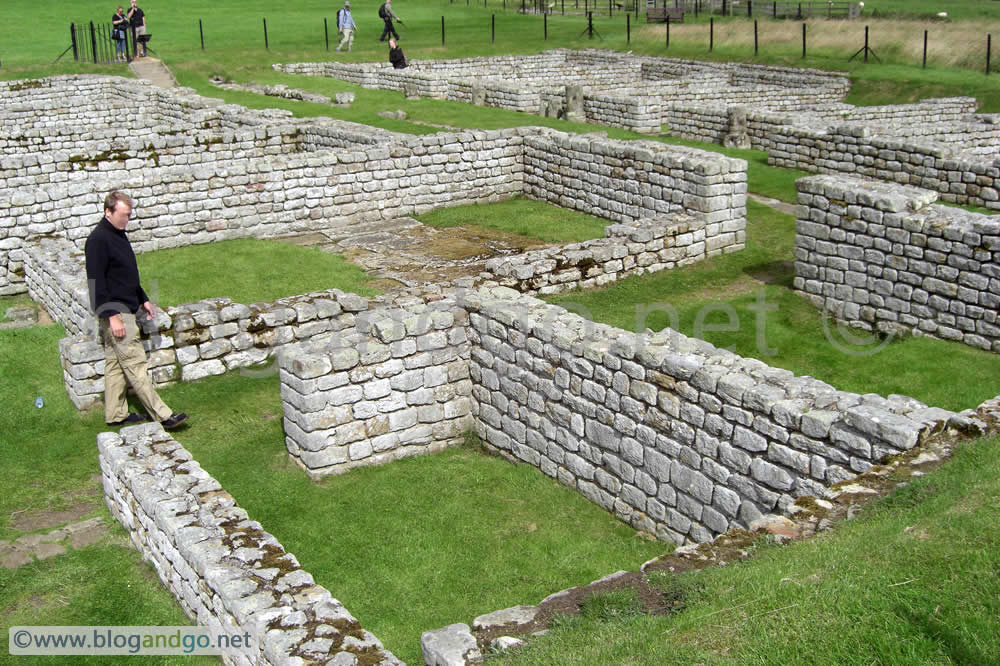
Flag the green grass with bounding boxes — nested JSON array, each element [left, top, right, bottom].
[[0, 325, 111, 539], [135, 238, 380, 307], [0, 323, 214, 661], [493, 432, 1000, 665], [0, 542, 218, 665], [415, 196, 611, 242], [547, 200, 1000, 411], [93, 368, 664, 665]]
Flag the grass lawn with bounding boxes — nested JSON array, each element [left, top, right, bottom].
[[136, 238, 381, 307], [415, 196, 611, 243], [494, 431, 1000, 665], [168, 370, 664, 664]]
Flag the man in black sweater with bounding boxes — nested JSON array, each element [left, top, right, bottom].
[[85, 191, 187, 430]]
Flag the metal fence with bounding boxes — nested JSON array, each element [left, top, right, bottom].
[[63, 22, 136, 65]]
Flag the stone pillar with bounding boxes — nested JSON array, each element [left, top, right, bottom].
[[564, 85, 585, 123], [471, 83, 485, 106], [723, 106, 751, 149]]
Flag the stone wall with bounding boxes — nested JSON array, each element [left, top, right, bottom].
[[279, 299, 473, 478], [462, 287, 956, 544], [793, 175, 1000, 353], [98, 424, 401, 665], [664, 97, 981, 155], [770, 125, 1000, 210], [275, 50, 850, 135], [484, 211, 743, 295], [522, 136, 747, 225], [39, 232, 368, 409], [2, 70, 748, 297]]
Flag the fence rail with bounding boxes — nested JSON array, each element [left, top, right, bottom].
[[648, 0, 859, 18]]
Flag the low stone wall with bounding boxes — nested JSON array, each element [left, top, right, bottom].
[[275, 50, 849, 135], [484, 211, 743, 295], [279, 299, 473, 478], [664, 97, 982, 155], [99, 424, 402, 665], [768, 124, 1000, 210], [522, 136, 747, 225], [56, 281, 368, 410], [463, 287, 955, 544], [793, 175, 1000, 353]]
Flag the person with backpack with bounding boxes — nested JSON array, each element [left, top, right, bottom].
[[336, 1, 357, 52], [378, 0, 403, 43]]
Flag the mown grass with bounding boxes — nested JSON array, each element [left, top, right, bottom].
[[0, 541, 218, 665], [136, 238, 380, 307], [168, 369, 663, 664], [4, 0, 1000, 111], [548, 200, 1000, 412], [415, 196, 611, 242], [493, 432, 1000, 665], [0, 323, 214, 662]]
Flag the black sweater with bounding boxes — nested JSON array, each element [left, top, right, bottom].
[[85, 217, 148, 318]]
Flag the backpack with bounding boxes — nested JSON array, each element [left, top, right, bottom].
[[378, 3, 388, 19], [337, 8, 345, 25]]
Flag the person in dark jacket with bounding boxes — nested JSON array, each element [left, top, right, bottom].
[[378, 0, 402, 42], [388, 38, 407, 69], [85, 191, 187, 430]]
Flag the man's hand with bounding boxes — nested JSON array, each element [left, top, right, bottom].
[[109, 314, 126, 339], [142, 301, 157, 320]]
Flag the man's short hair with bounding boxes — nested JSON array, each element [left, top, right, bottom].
[[104, 191, 133, 213]]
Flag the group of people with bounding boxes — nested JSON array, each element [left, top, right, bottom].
[[336, 0, 407, 69], [111, 0, 147, 61]]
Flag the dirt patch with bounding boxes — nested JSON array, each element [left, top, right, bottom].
[[11, 501, 100, 532], [338, 222, 559, 287]]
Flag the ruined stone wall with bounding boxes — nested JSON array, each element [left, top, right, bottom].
[[769, 125, 1000, 210], [98, 424, 402, 665], [0, 126, 524, 295], [794, 175, 1000, 353], [522, 135, 747, 225], [275, 51, 849, 135], [464, 288, 955, 544], [279, 299, 473, 478], [663, 97, 981, 154], [38, 235, 368, 408], [484, 211, 743, 295]]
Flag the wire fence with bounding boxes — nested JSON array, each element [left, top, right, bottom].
[[50, 13, 995, 75]]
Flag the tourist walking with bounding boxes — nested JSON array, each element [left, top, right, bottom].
[[112, 6, 128, 60], [127, 0, 147, 57], [336, 1, 357, 52], [378, 0, 403, 42], [85, 191, 188, 431]]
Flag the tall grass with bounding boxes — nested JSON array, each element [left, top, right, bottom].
[[635, 16, 1000, 72]]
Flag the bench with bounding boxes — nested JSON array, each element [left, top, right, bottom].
[[646, 7, 684, 22]]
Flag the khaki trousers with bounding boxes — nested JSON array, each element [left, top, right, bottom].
[[101, 312, 172, 424]]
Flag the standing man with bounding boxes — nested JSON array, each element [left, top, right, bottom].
[[378, 0, 403, 43], [127, 0, 147, 57], [85, 191, 188, 431], [336, 1, 357, 52]]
